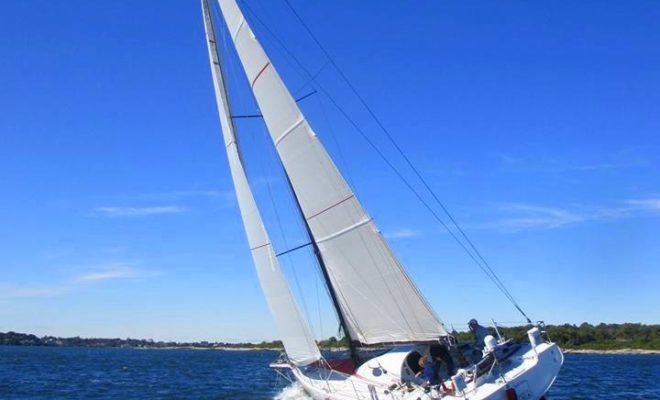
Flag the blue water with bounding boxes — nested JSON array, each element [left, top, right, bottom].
[[0, 346, 658, 399]]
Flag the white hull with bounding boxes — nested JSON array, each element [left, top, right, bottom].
[[287, 342, 563, 400], [203, 2, 565, 399]]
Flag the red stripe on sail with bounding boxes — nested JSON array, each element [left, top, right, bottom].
[[251, 62, 271, 88], [307, 195, 355, 220]]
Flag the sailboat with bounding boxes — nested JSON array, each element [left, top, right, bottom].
[[201, 0, 563, 399]]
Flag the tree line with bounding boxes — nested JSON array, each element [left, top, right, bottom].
[[463, 323, 659, 350], [1, 323, 658, 350], [320, 323, 659, 351]]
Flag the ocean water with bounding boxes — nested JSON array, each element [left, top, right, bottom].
[[0, 346, 658, 399]]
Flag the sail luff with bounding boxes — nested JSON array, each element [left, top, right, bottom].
[[215, 0, 447, 344], [202, 0, 321, 366]]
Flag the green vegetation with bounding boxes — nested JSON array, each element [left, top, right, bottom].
[[1, 323, 658, 351], [318, 336, 349, 349], [316, 323, 660, 351], [0, 331, 284, 350], [454, 323, 660, 351]]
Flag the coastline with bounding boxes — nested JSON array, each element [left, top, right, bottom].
[[3, 327, 658, 355], [153, 347, 660, 355], [562, 348, 660, 355], [2, 343, 658, 355], [209, 347, 660, 355]]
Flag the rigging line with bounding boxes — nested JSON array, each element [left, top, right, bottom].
[[234, 12, 333, 332], [314, 270, 321, 342], [292, 61, 329, 97], [210, 3, 328, 348], [215, 2, 249, 123], [246, 93, 327, 338], [263, 30, 519, 325], [231, 114, 262, 119], [241, 1, 337, 126], [305, 243, 337, 341], [230, 90, 317, 119], [282, 0, 531, 323], [276, 241, 313, 257], [235, 2, 511, 301], [261, 127, 317, 335], [216, 2, 318, 331], [238, 4, 378, 341], [257, 122, 317, 334], [282, 170, 360, 364], [239, 4, 527, 330], [294, 89, 317, 103], [314, 82, 356, 189], [241, 1, 321, 100], [316, 87, 514, 309], [222, 6, 320, 332], [243, 2, 498, 270]]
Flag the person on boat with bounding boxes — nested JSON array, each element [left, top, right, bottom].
[[468, 319, 489, 350], [416, 356, 441, 386], [430, 343, 455, 377]]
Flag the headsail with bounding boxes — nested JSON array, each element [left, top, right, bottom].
[[202, 0, 321, 366], [215, 0, 447, 344]]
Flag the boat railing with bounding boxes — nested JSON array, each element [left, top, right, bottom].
[[321, 360, 364, 398], [537, 321, 553, 343]]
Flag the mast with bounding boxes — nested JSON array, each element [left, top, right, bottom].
[[283, 172, 360, 365], [202, 0, 241, 159], [202, 0, 321, 366], [206, 0, 355, 362]]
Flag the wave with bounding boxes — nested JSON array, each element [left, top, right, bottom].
[[274, 383, 313, 400]]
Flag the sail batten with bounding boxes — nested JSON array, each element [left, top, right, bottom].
[[202, 0, 321, 366], [215, 0, 447, 344]]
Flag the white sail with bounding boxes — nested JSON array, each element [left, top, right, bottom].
[[202, 0, 321, 366], [215, 0, 447, 344]]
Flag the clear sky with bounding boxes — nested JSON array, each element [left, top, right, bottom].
[[1, 0, 658, 342]]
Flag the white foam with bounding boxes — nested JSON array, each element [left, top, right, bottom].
[[274, 383, 313, 400]]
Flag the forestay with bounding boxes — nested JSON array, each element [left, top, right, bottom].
[[202, 0, 321, 366], [215, 0, 447, 344]]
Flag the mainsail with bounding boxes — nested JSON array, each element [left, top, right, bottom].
[[202, 0, 321, 366], [215, 0, 447, 344]]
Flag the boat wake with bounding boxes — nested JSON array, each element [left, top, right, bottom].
[[274, 383, 312, 400]]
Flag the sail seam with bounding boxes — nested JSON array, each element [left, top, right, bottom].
[[250, 242, 271, 251], [251, 62, 271, 88], [275, 117, 304, 146], [225, 139, 236, 148], [306, 195, 354, 220], [315, 217, 372, 244], [232, 17, 245, 42]]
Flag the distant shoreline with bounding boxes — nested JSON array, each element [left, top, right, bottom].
[[0, 331, 353, 352], [159, 347, 660, 355], [562, 348, 660, 355], [149, 347, 660, 355], [3, 341, 659, 356], [143, 346, 282, 351], [142, 347, 660, 355], [3, 323, 658, 354]]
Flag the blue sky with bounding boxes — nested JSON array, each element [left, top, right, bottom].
[[1, 0, 658, 342]]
